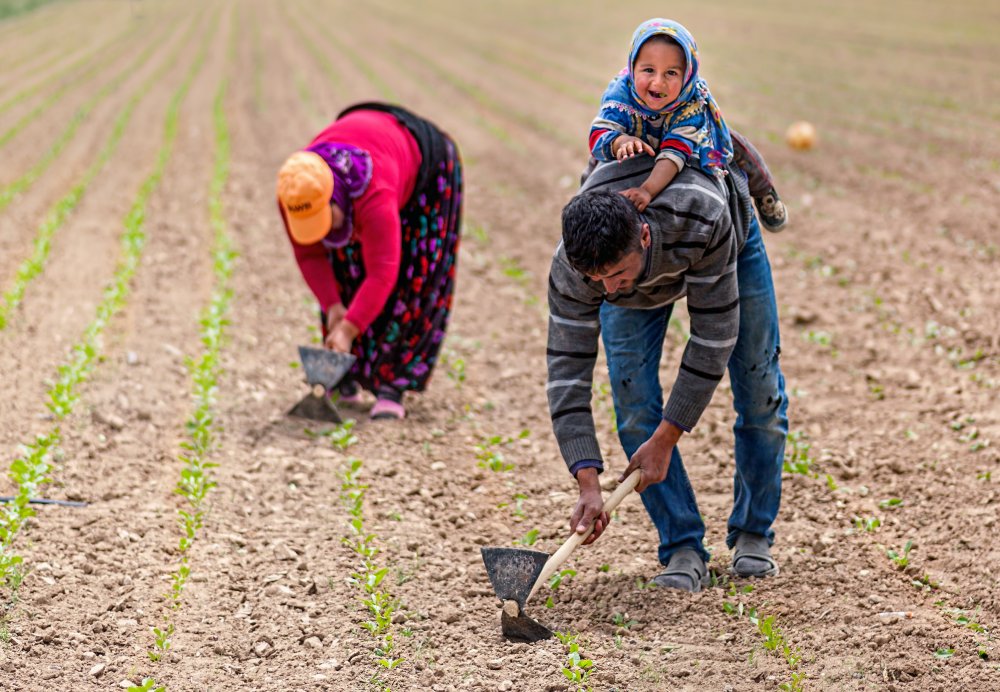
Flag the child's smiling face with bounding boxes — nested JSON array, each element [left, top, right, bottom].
[[632, 37, 685, 109]]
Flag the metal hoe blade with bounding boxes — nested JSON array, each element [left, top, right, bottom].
[[501, 600, 554, 643], [288, 346, 358, 422], [481, 547, 548, 610], [481, 546, 554, 643], [287, 392, 344, 423], [298, 346, 356, 390]]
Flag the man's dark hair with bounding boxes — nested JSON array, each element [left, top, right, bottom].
[[561, 191, 643, 275]]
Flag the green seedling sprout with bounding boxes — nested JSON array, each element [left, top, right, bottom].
[[783, 431, 816, 477], [887, 540, 914, 569], [517, 529, 539, 546], [440, 347, 467, 387], [549, 568, 576, 591], [475, 430, 529, 472], [554, 632, 594, 691], [853, 516, 881, 533], [330, 419, 359, 451], [611, 612, 638, 630], [509, 492, 528, 519], [149, 623, 174, 661], [468, 222, 490, 244]]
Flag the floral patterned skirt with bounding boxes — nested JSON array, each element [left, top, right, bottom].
[[329, 136, 462, 394]]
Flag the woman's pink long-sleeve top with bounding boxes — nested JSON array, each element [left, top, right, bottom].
[[281, 110, 421, 333]]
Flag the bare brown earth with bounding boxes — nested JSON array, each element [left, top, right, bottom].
[[0, 0, 998, 690]]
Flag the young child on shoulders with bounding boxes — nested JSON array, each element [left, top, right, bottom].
[[588, 18, 788, 231]]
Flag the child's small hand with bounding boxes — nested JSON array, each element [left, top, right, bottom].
[[613, 136, 656, 162], [620, 187, 652, 212]]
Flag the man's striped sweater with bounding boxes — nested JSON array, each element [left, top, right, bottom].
[[547, 156, 753, 472]]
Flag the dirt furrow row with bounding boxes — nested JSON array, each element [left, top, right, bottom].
[[0, 8, 227, 687]]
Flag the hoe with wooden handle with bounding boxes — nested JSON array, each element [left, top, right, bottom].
[[481, 471, 640, 642], [287, 346, 356, 423]]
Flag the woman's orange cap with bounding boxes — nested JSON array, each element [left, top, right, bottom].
[[277, 151, 334, 245]]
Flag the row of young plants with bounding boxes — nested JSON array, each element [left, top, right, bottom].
[[275, 1, 343, 90], [366, 0, 597, 109], [283, 0, 393, 103], [0, 14, 201, 330], [145, 15, 233, 675], [553, 631, 596, 691], [320, 418, 409, 690], [291, 0, 519, 154], [340, 454, 404, 688], [0, 20, 64, 76], [0, 34, 139, 151], [721, 582, 805, 691], [0, 15, 188, 213], [0, 17, 209, 595], [0, 19, 135, 115]]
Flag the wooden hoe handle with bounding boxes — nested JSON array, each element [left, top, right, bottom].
[[526, 471, 641, 602]]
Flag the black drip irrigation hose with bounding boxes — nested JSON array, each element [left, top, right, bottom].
[[0, 496, 88, 508]]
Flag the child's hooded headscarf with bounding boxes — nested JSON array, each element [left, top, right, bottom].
[[615, 18, 734, 175]]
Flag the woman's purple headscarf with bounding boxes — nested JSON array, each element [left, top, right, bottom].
[[306, 141, 373, 248]]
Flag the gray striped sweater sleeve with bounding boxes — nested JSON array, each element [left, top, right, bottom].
[[662, 208, 740, 428], [546, 246, 606, 468]]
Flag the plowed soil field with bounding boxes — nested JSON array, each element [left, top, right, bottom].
[[1, 1, 999, 690]]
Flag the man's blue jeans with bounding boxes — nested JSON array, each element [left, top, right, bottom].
[[600, 216, 788, 566]]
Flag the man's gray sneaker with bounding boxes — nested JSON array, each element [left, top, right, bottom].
[[650, 548, 710, 592], [731, 532, 780, 578]]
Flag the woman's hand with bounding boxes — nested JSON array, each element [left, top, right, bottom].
[[613, 135, 656, 162], [326, 319, 360, 353], [325, 303, 347, 334]]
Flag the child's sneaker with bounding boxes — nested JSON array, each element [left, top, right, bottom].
[[755, 188, 788, 232]]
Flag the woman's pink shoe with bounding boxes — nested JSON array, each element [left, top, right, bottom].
[[370, 398, 405, 420]]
